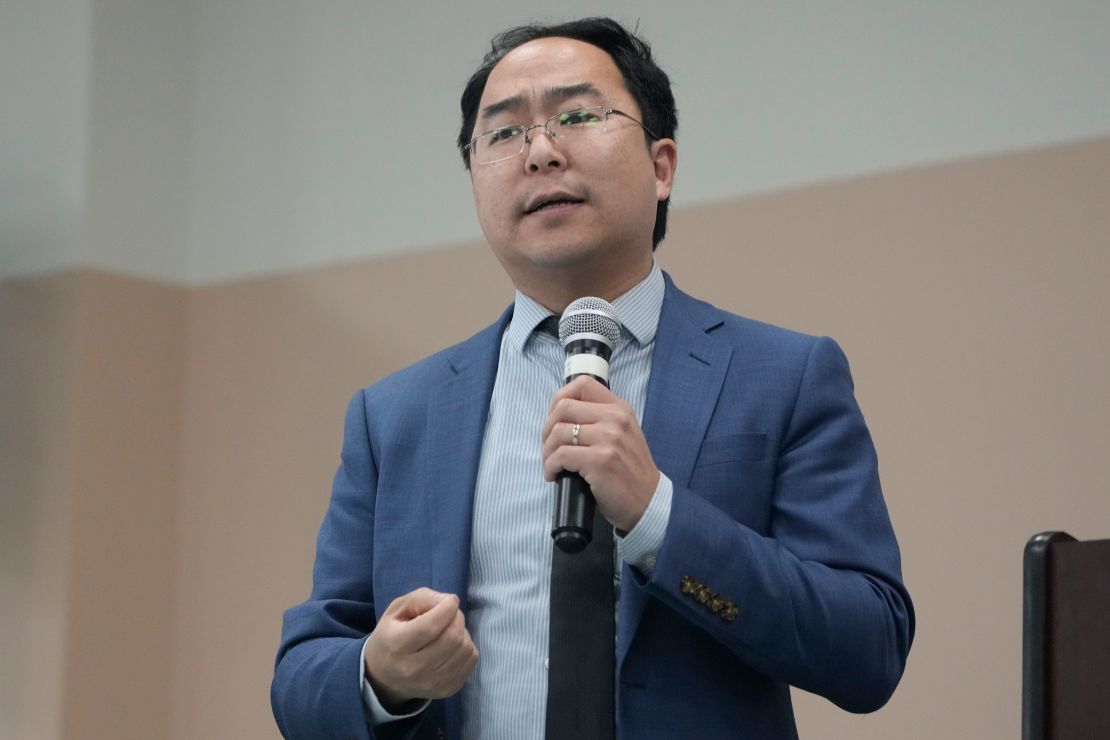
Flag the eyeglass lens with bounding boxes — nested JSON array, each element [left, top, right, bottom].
[[473, 107, 610, 164]]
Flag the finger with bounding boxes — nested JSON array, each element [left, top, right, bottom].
[[387, 587, 450, 620], [541, 398, 612, 440], [407, 611, 478, 695], [425, 615, 479, 695], [429, 637, 479, 696], [541, 420, 585, 451], [541, 420, 600, 468], [547, 375, 614, 410], [393, 593, 460, 652], [564, 373, 613, 397], [542, 444, 592, 482], [427, 610, 476, 674]]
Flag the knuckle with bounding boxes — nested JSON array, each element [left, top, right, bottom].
[[396, 661, 418, 684], [408, 587, 432, 602]]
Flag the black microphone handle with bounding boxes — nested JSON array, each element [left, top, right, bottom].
[[552, 365, 610, 553], [552, 471, 595, 554]]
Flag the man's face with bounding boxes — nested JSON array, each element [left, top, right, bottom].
[[468, 37, 676, 300]]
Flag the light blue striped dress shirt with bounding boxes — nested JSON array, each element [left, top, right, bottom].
[[461, 263, 671, 739], [362, 263, 673, 736]]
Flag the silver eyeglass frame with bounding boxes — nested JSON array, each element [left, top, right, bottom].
[[463, 106, 660, 165]]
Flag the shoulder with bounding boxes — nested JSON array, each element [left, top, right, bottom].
[[662, 273, 828, 361], [659, 274, 858, 410], [357, 306, 510, 411]]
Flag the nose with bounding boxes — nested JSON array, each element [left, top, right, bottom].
[[523, 124, 565, 172]]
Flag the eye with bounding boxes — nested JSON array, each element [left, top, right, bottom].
[[557, 108, 603, 127], [485, 126, 525, 146]]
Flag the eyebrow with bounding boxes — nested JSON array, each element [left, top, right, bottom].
[[478, 82, 605, 123]]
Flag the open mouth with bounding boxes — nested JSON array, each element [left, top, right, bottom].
[[525, 198, 584, 215]]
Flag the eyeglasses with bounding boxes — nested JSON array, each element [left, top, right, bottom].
[[464, 106, 659, 165]]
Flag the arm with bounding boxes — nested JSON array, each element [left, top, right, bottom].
[[271, 391, 477, 739], [272, 390, 383, 739], [640, 337, 913, 711], [544, 337, 913, 712]]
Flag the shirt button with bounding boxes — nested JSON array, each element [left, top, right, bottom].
[[644, 556, 656, 570], [544, 657, 549, 670]]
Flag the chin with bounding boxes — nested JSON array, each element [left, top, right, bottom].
[[527, 241, 603, 270]]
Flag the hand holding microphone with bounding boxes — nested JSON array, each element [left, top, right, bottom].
[[543, 298, 660, 553]]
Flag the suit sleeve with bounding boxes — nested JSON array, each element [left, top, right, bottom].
[[637, 336, 914, 713], [271, 390, 422, 739]]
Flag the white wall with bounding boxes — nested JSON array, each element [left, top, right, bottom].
[[82, 0, 196, 280], [3, 1, 1110, 283], [0, 0, 91, 276]]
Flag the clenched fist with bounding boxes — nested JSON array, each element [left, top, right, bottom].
[[363, 588, 479, 712]]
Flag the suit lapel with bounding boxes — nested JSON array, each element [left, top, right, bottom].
[[426, 308, 510, 601], [618, 277, 733, 663]]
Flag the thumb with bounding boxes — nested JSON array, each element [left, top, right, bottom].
[[391, 587, 454, 621]]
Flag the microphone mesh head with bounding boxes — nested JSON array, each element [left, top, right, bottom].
[[559, 297, 622, 348]]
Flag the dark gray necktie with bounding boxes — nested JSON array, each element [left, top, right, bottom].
[[538, 316, 616, 740]]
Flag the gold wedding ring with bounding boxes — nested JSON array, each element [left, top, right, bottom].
[[571, 423, 581, 446]]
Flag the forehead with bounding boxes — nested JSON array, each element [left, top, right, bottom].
[[479, 37, 628, 111]]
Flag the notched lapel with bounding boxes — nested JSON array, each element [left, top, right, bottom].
[[426, 314, 508, 605], [619, 280, 732, 662], [641, 288, 732, 491]]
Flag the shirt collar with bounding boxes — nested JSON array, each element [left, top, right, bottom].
[[506, 261, 665, 353], [611, 261, 664, 347]]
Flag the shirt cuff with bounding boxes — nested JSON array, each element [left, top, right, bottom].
[[359, 636, 430, 725], [616, 473, 672, 576]]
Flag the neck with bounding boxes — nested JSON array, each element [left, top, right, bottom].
[[519, 260, 652, 314]]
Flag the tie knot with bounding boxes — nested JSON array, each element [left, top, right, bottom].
[[536, 315, 560, 339]]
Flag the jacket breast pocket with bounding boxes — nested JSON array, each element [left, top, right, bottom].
[[694, 432, 767, 467], [689, 432, 773, 533]]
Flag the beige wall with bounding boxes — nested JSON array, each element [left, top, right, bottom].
[[2, 274, 79, 740], [2, 273, 183, 739], [3, 137, 1109, 738], [61, 273, 184, 738]]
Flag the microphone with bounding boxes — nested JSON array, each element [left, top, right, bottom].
[[551, 297, 622, 554]]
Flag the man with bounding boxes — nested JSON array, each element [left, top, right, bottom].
[[272, 17, 913, 740]]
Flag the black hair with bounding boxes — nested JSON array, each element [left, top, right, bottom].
[[458, 17, 678, 249]]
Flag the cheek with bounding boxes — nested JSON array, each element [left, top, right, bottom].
[[472, 186, 496, 225], [474, 176, 512, 217], [604, 158, 658, 216], [472, 185, 515, 246]]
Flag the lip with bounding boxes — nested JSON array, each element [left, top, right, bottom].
[[523, 190, 585, 215]]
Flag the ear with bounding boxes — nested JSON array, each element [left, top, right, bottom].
[[650, 138, 678, 202]]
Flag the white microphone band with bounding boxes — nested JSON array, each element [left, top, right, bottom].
[[564, 353, 610, 382]]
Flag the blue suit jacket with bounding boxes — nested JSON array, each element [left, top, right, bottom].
[[273, 275, 914, 739]]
